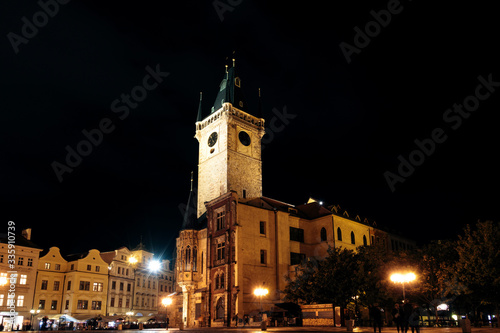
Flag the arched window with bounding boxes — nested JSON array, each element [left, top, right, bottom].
[[351, 231, 355, 245], [320, 227, 327, 242], [193, 248, 198, 272], [185, 246, 191, 271], [337, 227, 342, 241], [363, 235, 367, 246]]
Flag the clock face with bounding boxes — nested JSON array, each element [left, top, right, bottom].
[[208, 132, 218, 147], [238, 131, 251, 146]]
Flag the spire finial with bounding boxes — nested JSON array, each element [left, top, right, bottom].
[[232, 58, 235, 67], [200, 91, 202, 101], [225, 64, 228, 74]]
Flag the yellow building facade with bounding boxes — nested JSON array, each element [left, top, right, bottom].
[[0, 229, 41, 330]]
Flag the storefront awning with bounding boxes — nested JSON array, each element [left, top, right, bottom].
[[34, 314, 79, 322]]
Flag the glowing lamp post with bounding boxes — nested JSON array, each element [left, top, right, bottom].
[[162, 297, 172, 330], [254, 287, 269, 313], [390, 272, 416, 300], [254, 287, 269, 331]]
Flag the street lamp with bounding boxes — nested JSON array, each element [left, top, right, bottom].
[[390, 272, 416, 300], [162, 297, 172, 330], [254, 288, 269, 331], [254, 288, 269, 312]]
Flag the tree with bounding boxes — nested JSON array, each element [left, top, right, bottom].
[[454, 220, 500, 323]]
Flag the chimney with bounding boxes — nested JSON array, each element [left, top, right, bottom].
[[22, 228, 32, 240]]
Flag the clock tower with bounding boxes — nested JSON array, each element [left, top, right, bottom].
[[195, 61, 265, 218]]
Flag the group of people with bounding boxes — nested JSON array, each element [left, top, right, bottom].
[[392, 301, 421, 333], [370, 301, 420, 333]]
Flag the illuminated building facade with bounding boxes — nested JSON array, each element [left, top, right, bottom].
[[0, 229, 41, 330], [174, 61, 416, 328]]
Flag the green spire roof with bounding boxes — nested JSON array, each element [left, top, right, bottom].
[[212, 59, 246, 113]]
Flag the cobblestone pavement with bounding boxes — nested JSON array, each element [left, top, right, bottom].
[[11, 327, 499, 333]]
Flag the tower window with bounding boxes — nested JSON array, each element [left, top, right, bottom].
[[216, 212, 226, 231], [242, 189, 247, 199], [216, 242, 225, 261], [337, 227, 342, 241], [351, 231, 355, 245]]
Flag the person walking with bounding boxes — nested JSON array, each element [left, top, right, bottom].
[[370, 304, 383, 333], [409, 305, 420, 333], [392, 303, 402, 333], [402, 301, 413, 333]]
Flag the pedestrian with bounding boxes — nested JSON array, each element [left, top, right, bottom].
[[392, 303, 402, 333], [166, 317, 169, 330], [370, 304, 383, 333], [234, 313, 239, 327], [409, 305, 420, 333], [402, 301, 413, 333]]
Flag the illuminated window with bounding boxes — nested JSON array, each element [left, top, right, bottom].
[[77, 300, 88, 310], [0, 295, 4, 306], [17, 295, 24, 307], [20, 274, 27, 285], [44, 262, 51, 269], [38, 299, 45, 309], [93, 282, 103, 292], [51, 300, 57, 310]]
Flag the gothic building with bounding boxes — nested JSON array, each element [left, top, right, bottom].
[[174, 60, 414, 328]]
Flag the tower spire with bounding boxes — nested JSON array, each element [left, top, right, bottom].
[[257, 88, 263, 118], [196, 92, 203, 122]]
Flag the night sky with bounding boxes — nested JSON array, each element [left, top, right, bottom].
[[2, 1, 499, 259]]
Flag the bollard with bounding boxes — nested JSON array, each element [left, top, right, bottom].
[[460, 319, 471, 333], [347, 319, 354, 332]]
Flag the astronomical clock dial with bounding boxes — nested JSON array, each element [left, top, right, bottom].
[[238, 131, 251, 146], [208, 132, 218, 147]]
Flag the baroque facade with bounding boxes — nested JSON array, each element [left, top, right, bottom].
[[174, 61, 415, 328]]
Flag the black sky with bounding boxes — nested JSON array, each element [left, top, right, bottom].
[[2, 1, 499, 258]]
